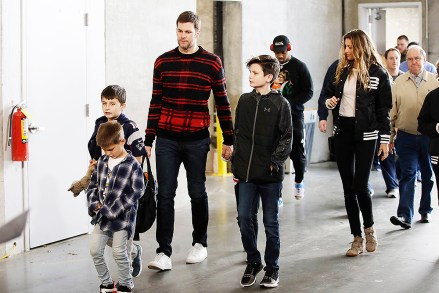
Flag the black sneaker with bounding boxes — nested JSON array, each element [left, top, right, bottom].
[[260, 270, 279, 288], [240, 262, 263, 287], [116, 283, 132, 293], [99, 282, 115, 293], [132, 243, 142, 278], [390, 216, 411, 229]]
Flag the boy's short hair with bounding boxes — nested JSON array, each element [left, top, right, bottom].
[[246, 55, 280, 83], [101, 85, 126, 104], [96, 121, 125, 148], [177, 11, 200, 31], [384, 47, 401, 59]]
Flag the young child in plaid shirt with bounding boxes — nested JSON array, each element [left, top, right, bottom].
[[87, 121, 144, 293]]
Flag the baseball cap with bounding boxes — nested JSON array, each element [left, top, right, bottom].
[[272, 35, 290, 52]]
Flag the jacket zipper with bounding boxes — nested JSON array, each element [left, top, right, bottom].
[[246, 98, 260, 181]]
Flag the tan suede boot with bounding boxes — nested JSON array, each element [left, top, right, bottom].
[[346, 236, 364, 257], [364, 226, 378, 252]]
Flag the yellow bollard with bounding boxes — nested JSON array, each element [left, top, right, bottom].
[[214, 115, 229, 176]]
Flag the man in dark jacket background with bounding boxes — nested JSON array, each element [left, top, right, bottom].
[[271, 35, 313, 200]]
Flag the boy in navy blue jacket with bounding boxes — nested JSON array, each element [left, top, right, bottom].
[[69, 85, 146, 277], [88, 121, 144, 293]]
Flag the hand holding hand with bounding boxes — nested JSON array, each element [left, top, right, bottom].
[[221, 144, 233, 162]]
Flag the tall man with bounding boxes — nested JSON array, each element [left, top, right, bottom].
[[389, 45, 439, 229], [145, 11, 234, 270], [396, 35, 409, 63], [271, 35, 313, 199]]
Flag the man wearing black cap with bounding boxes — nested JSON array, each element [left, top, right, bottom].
[[271, 35, 313, 200]]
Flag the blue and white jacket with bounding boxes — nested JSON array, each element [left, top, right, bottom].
[[87, 153, 144, 238], [325, 63, 392, 143], [88, 114, 147, 161]]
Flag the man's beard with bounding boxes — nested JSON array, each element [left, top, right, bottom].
[[179, 40, 194, 51]]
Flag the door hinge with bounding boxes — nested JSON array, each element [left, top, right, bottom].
[[84, 13, 88, 26], [85, 104, 90, 117]]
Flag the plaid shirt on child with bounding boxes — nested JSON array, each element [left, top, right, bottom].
[[87, 153, 144, 238]]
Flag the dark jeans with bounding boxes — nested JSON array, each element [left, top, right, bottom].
[[155, 137, 210, 257], [289, 112, 306, 183], [395, 131, 434, 223], [238, 182, 281, 271], [335, 117, 376, 237], [234, 182, 259, 237]]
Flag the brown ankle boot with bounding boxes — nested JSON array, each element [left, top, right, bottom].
[[346, 236, 364, 257], [364, 226, 378, 252]]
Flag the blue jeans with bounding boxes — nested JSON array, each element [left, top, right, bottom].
[[238, 182, 281, 271], [155, 137, 210, 257], [380, 152, 399, 191], [395, 131, 434, 223], [89, 225, 132, 288]]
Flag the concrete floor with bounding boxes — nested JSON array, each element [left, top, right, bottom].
[[1, 162, 439, 293]]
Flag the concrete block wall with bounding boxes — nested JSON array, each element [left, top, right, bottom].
[[241, 0, 343, 163]]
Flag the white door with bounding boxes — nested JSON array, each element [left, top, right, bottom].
[[371, 9, 386, 55], [24, 0, 91, 248]]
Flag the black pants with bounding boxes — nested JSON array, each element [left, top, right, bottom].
[[335, 117, 376, 237], [289, 112, 306, 183]]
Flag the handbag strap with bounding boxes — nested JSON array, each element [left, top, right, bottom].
[[141, 156, 155, 188]]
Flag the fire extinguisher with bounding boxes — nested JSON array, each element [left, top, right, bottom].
[[8, 104, 29, 161]]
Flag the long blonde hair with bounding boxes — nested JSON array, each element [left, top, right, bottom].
[[334, 29, 383, 90]]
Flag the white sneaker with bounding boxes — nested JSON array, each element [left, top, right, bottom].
[[147, 252, 172, 271], [294, 182, 304, 200], [387, 188, 399, 198], [278, 197, 284, 207], [186, 243, 207, 264]]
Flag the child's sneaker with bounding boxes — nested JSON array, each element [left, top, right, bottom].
[[116, 283, 132, 293], [259, 270, 279, 288], [131, 243, 142, 277], [99, 282, 115, 293], [240, 262, 263, 287], [294, 182, 304, 200]]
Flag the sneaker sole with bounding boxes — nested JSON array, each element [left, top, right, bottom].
[[390, 217, 411, 229], [147, 263, 171, 271], [186, 256, 207, 264], [260, 280, 279, 288], [346, 251, 363, 257], [240, 280, 256, 287]]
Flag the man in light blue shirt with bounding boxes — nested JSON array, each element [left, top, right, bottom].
[[399, 42, 437, 74]]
